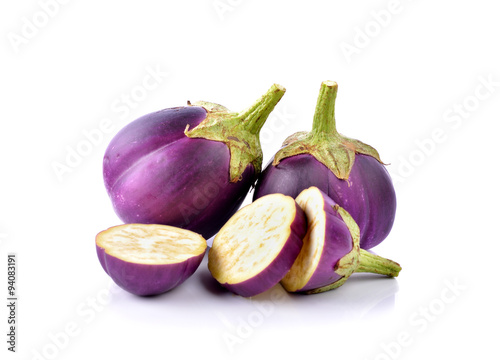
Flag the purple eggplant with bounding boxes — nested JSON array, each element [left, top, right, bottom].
[[104, 84, 286, 239], [282, 187, 401, 294], [208, 193, 306, 297], [96, 224, 207, 296], [254, 81, 396, 249]]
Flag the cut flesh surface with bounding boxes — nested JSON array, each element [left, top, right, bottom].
[[281, 187, 327, 291], [96, 224, 206, 265], [209, 194, 299, 285]]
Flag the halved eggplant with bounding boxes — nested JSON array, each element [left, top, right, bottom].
[[96, 224, 206, 296]]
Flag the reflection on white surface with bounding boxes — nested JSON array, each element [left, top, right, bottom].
[[204, 270, 399, 325], [100, 252, 399, 356], [106, 252, 398, 324]]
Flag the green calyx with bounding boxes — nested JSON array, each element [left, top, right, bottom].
[[273, 80, 383, 181], [306, 205, 401, 295], [185, 84, 286, 183]]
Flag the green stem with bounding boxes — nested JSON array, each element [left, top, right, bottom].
[[185, 84, 286, 182], [356, 249, 401, 277], [272, 80, 382, 179], [311, 80, 338, 136], [239, 84, 286, 135]]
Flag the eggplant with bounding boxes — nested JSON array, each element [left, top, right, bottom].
[[281, 187, 401, 294], [96, 224, 207, 296], [104, 84, 286, 239], [208, 193, 306, 297], [254, 81, 396, 249]]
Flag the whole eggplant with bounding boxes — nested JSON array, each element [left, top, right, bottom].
[[104, 84, 286, 239], [254, 81, 396, 249]]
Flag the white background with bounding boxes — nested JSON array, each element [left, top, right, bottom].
[[1, 0, 499, 359]]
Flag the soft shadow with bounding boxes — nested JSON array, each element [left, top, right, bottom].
[[264, 274, 401, 323], [197, 267, 231, 296], [344, 273, 400, 315], [247, 283, 294, 302]]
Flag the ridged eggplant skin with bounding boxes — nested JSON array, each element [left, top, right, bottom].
[[254, 153, 396, 250], [96, 244, 205, 296], [293, 188, 353, 292], [217, 202, 306, 298], [103, 106, 255, 239]]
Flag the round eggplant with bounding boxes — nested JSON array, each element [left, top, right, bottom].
[[254, 81, 396, 249], [104, 84, 286, 239], [208, 193, 306, 297], [281, 187, 401, 294], [96, 224, 207, 296]]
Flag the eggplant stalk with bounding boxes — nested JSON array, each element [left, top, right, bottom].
[[306, 204, 401, 295], [273, 80, 382, 180], [185, 84, 286, 182], [356, 249, 401, 277]]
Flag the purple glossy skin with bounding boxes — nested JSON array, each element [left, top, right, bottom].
[[296, 189, 353, 292], [104, 106, 255, 239], [220, 203, 306, 297], [97, 244, 205, 296], [254, 154, 396, 249]]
